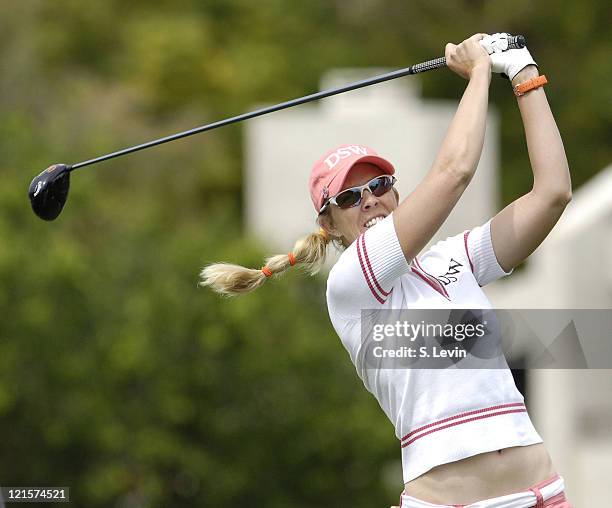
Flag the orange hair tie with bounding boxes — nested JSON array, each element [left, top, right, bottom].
[[288, 252, 296, 266], [261, 266, 273, 278]]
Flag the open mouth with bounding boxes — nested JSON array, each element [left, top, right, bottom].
[[364, 215, 386, 228]]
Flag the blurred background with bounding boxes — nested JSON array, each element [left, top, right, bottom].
[[0, 1, 610, 506]]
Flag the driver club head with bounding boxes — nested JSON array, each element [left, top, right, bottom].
[[28, 164, 72, 221]]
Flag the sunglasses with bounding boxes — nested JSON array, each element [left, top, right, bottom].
[[319, 175, 396, 213]]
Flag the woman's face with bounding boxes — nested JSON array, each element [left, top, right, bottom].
[[322, 163, 399, 245]]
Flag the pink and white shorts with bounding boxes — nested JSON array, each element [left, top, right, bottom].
[[399, 474, 572, 508]]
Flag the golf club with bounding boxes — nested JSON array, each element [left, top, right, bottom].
[[28, 34, 526, 221]]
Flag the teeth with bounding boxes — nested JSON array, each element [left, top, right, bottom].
[[365, 216, 385, 228]]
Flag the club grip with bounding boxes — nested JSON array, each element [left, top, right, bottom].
[[507, 34, 526, 50]]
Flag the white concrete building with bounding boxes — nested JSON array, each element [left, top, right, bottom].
[[245, 69, 500, 252]]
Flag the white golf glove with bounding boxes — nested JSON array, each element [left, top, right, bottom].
[[480, 32, 537, 80]]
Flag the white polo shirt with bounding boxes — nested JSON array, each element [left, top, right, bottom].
[[326, 214, 543, 483]]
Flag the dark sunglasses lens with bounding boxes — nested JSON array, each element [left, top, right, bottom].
[[335, 189, 361, 209], [370, 176, 392, 196]]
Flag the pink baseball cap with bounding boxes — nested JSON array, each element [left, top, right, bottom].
[[309, 144, 396, 212]]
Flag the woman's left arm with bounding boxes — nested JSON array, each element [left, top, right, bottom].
[[491, 65, 572, 272]]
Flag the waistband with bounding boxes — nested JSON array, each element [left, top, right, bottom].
[[400, 474, 564, 508]]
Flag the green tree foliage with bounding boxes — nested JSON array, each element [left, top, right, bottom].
[[0, 1, 609, 506]]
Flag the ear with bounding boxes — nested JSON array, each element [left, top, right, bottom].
[[318, 212, 342, 238]]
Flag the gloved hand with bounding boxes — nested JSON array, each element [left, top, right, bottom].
[[479, 32, 537, 80]]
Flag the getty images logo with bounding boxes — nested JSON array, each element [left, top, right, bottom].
[[324, 145, 369, 170]]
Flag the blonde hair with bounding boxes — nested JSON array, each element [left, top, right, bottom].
[[200, 228, 332, 296]]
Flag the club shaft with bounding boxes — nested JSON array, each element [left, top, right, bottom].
[[70, 35, 525, 171], [69, 61, 443, 170]]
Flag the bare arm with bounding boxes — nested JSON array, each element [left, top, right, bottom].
[[394, 34, 491, 261], [490, 66, 572, 271]]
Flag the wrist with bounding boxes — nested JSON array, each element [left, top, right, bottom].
[[469, 63, 491, 81], [511, 65, 539, 86]]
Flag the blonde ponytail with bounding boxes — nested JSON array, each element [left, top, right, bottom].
[[199, 228, 332, 296]]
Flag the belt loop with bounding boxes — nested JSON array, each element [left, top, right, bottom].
[[529, 486, 544, 508]]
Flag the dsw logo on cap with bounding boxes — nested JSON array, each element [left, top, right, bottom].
[[324, 145, 370, 170]]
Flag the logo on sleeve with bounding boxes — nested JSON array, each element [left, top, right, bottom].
[[436, 258, 463, 286]]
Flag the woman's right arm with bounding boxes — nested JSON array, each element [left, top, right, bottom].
[[393, 34, 492, 262]]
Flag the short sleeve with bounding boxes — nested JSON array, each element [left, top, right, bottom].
[[326, 214, 410, 320], [464, 219, 513, 286]]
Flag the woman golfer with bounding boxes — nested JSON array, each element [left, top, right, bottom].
[[201, 33, 573, 507]]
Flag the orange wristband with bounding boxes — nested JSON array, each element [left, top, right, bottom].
[[513, 75, 548, 97]]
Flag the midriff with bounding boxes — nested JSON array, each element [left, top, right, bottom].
[[404, 443, 556, 505]]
